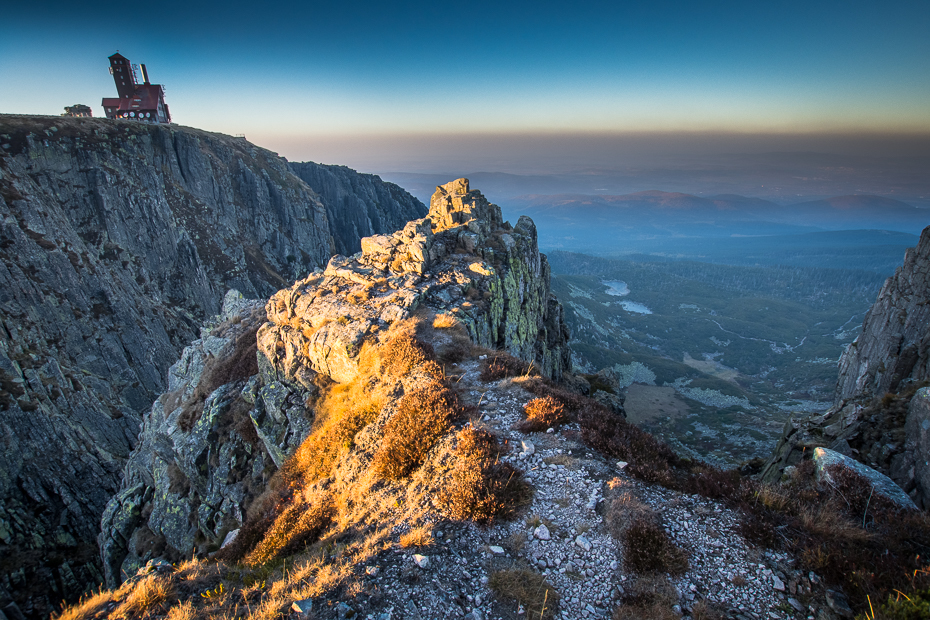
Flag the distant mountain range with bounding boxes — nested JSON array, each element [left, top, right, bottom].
[[506, 191, 929, 237]]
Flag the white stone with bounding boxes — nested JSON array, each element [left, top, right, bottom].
[[534, 524, 551, 540], [772, 575, 785, 591], [575, 535, 592, 552], [413, 554, 429, 568], [489, 545, 506, 555], [521, 439, 535, 455]]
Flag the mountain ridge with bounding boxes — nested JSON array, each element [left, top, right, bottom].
[[0, 114, 424, 617]]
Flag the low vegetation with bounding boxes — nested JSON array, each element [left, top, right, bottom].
[[488, 567, 560, 619]]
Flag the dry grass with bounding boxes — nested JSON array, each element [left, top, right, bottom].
[[480, 353, 539, 382], [517, 396, 569, 432], [438, 426, 532, 523], [244, 486, 335, 566], [399, 524, 434, 548], [112, 575, 173, 619], [372, 378, 463, 479], [488, 567, 560, 619], [54, 589, 116, 620], [690, 600, 725, 620], [623, 516, 688, 575], [164, 601, 194, 620], [612, 574, 679, 620], [432, 313, 459, 329], [177, 313, 262, 431]]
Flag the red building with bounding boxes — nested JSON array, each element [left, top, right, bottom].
[[101, 53, 171, 123]]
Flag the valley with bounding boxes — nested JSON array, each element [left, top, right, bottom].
[[548, 252, 891, 464]]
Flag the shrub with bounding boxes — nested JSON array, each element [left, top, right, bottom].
[[480, 353, 539, 381], [488, 568, 559, 619], [868, 588, 930, 620], [373, 379, 463, 479], [178, 318, 261, 431], [517, 396, 569, 432], [438, 427, 532, 523], [577, 404, 680, 486], [244, 487, 335, 566], [623, 516, 688, 575], [612, 574, 679, 620]]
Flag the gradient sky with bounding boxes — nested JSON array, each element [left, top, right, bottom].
[[2, 0, 929, 172]]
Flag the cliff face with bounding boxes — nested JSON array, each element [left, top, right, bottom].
[[834, 228, 930, 403], [762, 226, 930, 506], [288, 162, 426, 256], [100, 178, 571, 589], [0, 115, 423, 617]]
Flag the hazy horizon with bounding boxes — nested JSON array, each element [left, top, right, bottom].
[[3, 1, 929, 165]]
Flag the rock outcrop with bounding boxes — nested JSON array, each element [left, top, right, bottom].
[[99, 178, 572, 589], [834, 227, 930, 402], [260, 178, 572, 385], [762, 225, 930, 507], [0, 114, 423, 617]]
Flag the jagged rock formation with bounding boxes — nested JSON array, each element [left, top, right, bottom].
[[261, 178, 571, 387], [99, 178, 571, 589], [288, 162, 426, 256], [834, 228, 930, 402], [762, 225, 930, 506], [0, 114, 423, 617]]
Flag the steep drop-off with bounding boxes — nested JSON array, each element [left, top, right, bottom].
[[763, 225, 930, 505], [100, 178, 572, 589], [288, 162, 425, 256], [0, 115, 424, 618]]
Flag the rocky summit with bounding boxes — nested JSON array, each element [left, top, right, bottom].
[[0, 114, 424, 618], [99, 178, 572, 591], [260, 178, 572, 387]]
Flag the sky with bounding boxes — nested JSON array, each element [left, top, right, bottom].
[[2, 0, 930, 173]]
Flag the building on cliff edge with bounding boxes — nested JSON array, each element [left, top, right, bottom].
[[101, 52, 171, 123]]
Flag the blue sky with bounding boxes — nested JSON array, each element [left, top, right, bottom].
[[2, 0, 929, 171]]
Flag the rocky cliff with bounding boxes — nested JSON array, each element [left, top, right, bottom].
[[99, 178, 572, 591], [288, 162, 426, 256], [0, 114, 424, 618], [762, 225, 930, 505]]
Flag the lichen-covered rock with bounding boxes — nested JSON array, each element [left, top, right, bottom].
[[260, 178, 571, 387], [99, 294, 301, 587]]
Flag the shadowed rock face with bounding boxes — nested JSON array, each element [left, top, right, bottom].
[[0, 115, 422, 617], [288, 162, 426, 256], [835, 227, 930, 403]]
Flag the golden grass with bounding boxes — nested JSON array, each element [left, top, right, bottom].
[[54, 589, 116, 620], [432, 313, 459, 329], [437, 426, 532, 523], [372, 378, 461, 479], [399, 523, 435, 548], [244, 487, 335, 566], [518, 396, 569, 432], [112, 575, 173, 619], [164, 601, 194, 620]]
